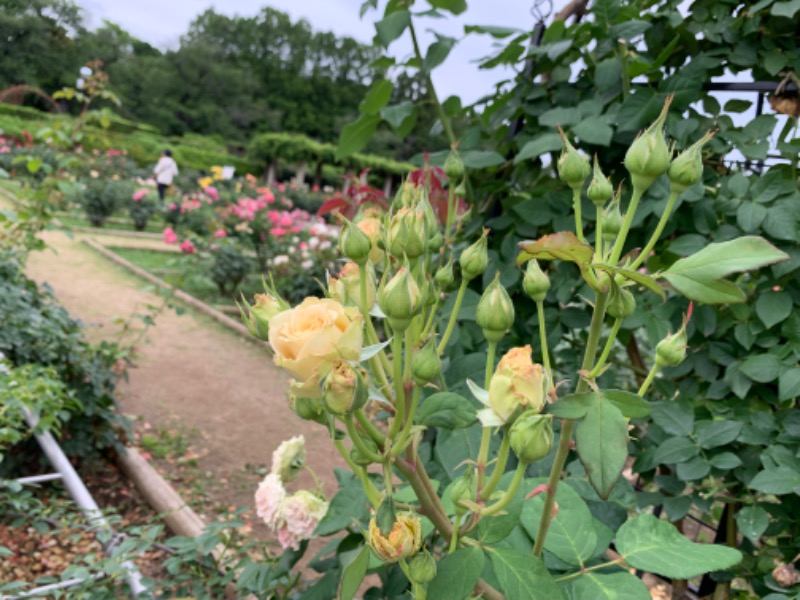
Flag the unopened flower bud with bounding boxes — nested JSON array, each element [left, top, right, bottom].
[[607, 284, 636, 319], [480, 346, 547, 426], [428, 231, 443, 253], [350, 434, 379, 466], [378, 267, 422, 331], [339, 217, 372, 265], [523, 260, 550, 303], [602, 198, 623, 243], [239, 290, 289, 341], [289, 394, 326, 423], [668, 130, 716, 195], [271, 436, 305, 483], [454, 180, 467, 196], [655, 304, 692, 369], [587, 156, 613, 206], [444, 148, 465, 181], [557, 127, 591, 191], [509, 412, 554, 464], [356, 216, 385, 264], [411, 339, 442, 385], [624, 96, 673, 192], [476, 274, 515, 343], [449, 467, 476, 516], [459, 229, 489, 281], [408, 549, 437, 585], [388, 207, 427, 259], [368, 513, 422, 563], [321, 360, 369, 415], [435, 258, 456, 291], [338, 261, 376, 310]]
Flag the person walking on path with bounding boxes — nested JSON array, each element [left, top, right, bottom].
[[152, 150, 179, 201]]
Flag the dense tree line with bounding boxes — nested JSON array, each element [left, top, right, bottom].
[[0, 0, 449, 156]]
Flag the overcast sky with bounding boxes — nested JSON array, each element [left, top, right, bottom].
[[79, 0, 552, 105]]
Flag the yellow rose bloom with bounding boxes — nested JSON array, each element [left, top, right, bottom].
[[268, 298, 363, 397], [478, 345, 547, 427], [368, 513, 422, 563]]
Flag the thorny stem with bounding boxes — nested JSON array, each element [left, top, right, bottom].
[[609, 186, 644, 265], [536, 300, 553, 386], [449, 513, 463, 553], [595, 205, 604, 261], [391, 387, 421, 457], [481, 430, 511, 502], [344, 414, 384, 464], [572, 188, 585, 243], [437, 278, 469, 355], [356, 408, 385, 448], [629, 190, 679, 271], [360, 264, 392, 388], [637, 363, 660, 397], [388, 335, 406, 439], [481, 461, 526, 517], [476, 340, 498, 491], [533, 292, 609, 557], [588, 318, 622, 379]]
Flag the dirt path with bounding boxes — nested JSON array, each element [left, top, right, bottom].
[[23, 227, 343, 525]]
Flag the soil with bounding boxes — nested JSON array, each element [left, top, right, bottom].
[[22, 227, 344, 536]]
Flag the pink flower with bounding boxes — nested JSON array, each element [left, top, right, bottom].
[[299, 241, 308, 250], [312, 184, 320, 192], [212, 228, 227, 239], [204, 186, 219, 202], [279, 214, 294, 228], [162, 227, 178, 244], [0, 146, 10, 154], [255, 473, 286, 529], [277, 183, 286, 192], [180, 239, 196, 254], [276, 490, 329, 550], [132, 189, 149, 202], [106, 148, 121, 157], [168, 203, 177, 211], [270, 227, 287, 237]]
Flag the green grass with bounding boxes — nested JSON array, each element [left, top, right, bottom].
[[108, 246, 178, 272], [56, 213, 164, 234], [0, 179, 22, 194]]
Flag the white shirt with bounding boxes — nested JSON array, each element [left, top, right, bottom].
[[153, 156, 179, 185]]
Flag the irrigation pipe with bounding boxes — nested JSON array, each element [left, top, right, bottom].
[[18, 408, 148, 597]]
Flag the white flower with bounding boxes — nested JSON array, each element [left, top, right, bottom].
[[319, 241, 332, 251], [276, 490, 329, 550], [301, 259, 314, 270], [273, 255, 289, 266], [254, 473, 286, 529], [271, 435, 305, 483]]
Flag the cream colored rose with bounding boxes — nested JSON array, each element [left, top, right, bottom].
[[477, 345, 547, 427], [269, 297, 363, 397]]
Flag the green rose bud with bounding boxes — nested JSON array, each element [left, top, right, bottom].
[[557, 127, 591, 191], [411, 339, 442, 385], [587, 156, 614, 206], [239, 289, 289, 341], [388, 207, 427, 259], [624, 96, 673, 193], [378, 266, 423, 331], [338, 217, 373, 265], [607, 283, 636, 319], [476, 274, 515, 343], [427, 231, 444, 253], [523, 259, 550, 303], [601, 197, 623, 244], [435, 258, 456, 291], [289, 394, 327, 424], [350, 434, 379, 466], [444, 147, 465, 181], [449, 467, 476, 516], [408, 549, 437, 585], [655, 304, 692, 369], [509, 412, 554, 464], [321, 360, 369, 415], [668, 130, 716, 195], [459, 229, 489, 282], [480, 346, 547, 426], [454, 179, 467, 196]]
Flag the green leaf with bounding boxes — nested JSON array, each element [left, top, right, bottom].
[[464, 24, 522, 38], [423, 38, 457, 72], [549, 390, 650, 420], [428, 0, 468, 14], [521, 479, 598, 566], [594, 265, 665, 300], [381, 102, 417, 138], [461, 150, 506, 169], [336, 114, 381, 160], [696, 421, 743, 449], [739, 354, 781, 383], [315, 470, 369, 535], [736, 202, 767, 232], [616, 514, 742, 578], [653, 437, 699, 465], [359, 80, 393, 115], [517, 232, 595, 268], [576, 399, 628, 499], [427, 547, 484, 600], [514, 134, 563, 163], [573, 117, 614, 146], [748, 467, 800, 495], [488, 547, 565, 599], [661, 237, 789, 304], [755, 291, 793, 328], [736, 506, 770, 544], [339, 545, 370, 600], [375, 10, 411, 47], [650, 399, 694, 436], [779, 368, 800, 400], [772, 0, 800, 16], [709, 452, 742, 470], [562, 571, 650, 600], [416, 392, 477, 429], [540, 107, 583, 128]]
